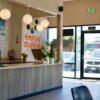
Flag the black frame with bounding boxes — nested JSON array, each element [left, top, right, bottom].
[[81, 30, 100, 79], [48, 24, 100, 80]]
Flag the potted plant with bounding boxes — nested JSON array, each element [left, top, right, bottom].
[[49, 44, 55, 64], [21, 53, 28, 61], [41, 41, 50, 64], [8, 49, 15, 61]]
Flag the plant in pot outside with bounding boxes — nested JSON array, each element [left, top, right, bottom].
[[21, 53, 28, 61]]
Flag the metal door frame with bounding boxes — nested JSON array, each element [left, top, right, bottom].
[[81, 30, 100, 79]]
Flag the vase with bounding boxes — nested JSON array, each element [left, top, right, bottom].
[[9, 56, 15, 61], [49, 58, 54, 64], [42, 58, 49, 64]]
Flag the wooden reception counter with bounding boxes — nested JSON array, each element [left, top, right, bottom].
[[0, 63, 62, 100]]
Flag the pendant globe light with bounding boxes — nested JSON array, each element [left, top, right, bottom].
[[22, 5, 32, 24], [36, 24, 43, 32], [0, 9, 11, 20], [0, 11, 1, 18], [0, 0, 11, 20], [40, 19, 49, 28]]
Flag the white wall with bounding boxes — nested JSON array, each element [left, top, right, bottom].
[[0, 0, 54, 59], [22, 22, 47, 61]]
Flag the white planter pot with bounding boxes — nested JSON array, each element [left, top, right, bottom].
[[43, 60, 48, 64], [42, 58, 49, 64], [49, 58, 54, 64]]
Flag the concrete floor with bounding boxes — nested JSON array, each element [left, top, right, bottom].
[[23, 78, 100, 100]]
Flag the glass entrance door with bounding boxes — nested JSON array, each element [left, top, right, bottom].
[[81, 31, 100, 79]]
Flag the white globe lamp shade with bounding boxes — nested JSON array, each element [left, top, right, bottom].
[[0, 11, 1, 17], [22, 14, 32, 24], [36, 24, 43, 32], [0, 9, 11, 20], [40, 19, 49, 28]]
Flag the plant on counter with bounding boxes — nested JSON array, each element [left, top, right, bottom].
[[49, 43, 56, 64], [21, 53, 28, 61], [41, 41, 56, 64], [8, 49, 15, 60], [49, 43, 54, 58], [41, 41, 50, 61]]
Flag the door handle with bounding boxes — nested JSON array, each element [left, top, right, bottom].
[[82, 55, 84, 60]]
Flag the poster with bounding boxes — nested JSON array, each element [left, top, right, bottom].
[[23, 34, 42, 49]]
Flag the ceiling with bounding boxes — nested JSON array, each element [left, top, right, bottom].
[[63, 0, 75, 2], [8, 0, 76, 15], [8, 0, 60, 15]]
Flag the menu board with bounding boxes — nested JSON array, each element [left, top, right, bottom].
[[0, 19, 8, 58]]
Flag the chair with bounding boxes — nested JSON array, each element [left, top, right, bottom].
[[71, 85, 93, 100]]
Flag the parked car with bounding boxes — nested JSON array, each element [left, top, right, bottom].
[[90, 49, 100, 58], [63, 52, 80, 71], [63, 52, 74, 63], [84, 49, 100, 73], [63, 52, 74, 71]]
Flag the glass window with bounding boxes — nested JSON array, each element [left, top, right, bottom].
[[63, 27, 75, 78], [48, 28, 57, 43]]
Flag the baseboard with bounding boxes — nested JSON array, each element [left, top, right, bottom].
[[8, 86, 63, 100]]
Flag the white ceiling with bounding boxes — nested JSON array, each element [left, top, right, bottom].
[[8, 0, 75, 15], [63, 0, 75, 2], [8, 0, 60, 15]]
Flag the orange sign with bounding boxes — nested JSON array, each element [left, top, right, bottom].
[[24, 34, 42, 49]]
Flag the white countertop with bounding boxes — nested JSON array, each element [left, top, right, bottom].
[[0, 63, 62, 70]]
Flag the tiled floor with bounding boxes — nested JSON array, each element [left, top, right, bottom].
[[23, 78, 100, 100]]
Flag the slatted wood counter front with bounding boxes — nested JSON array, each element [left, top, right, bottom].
[[0, 63, 62, 100]]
